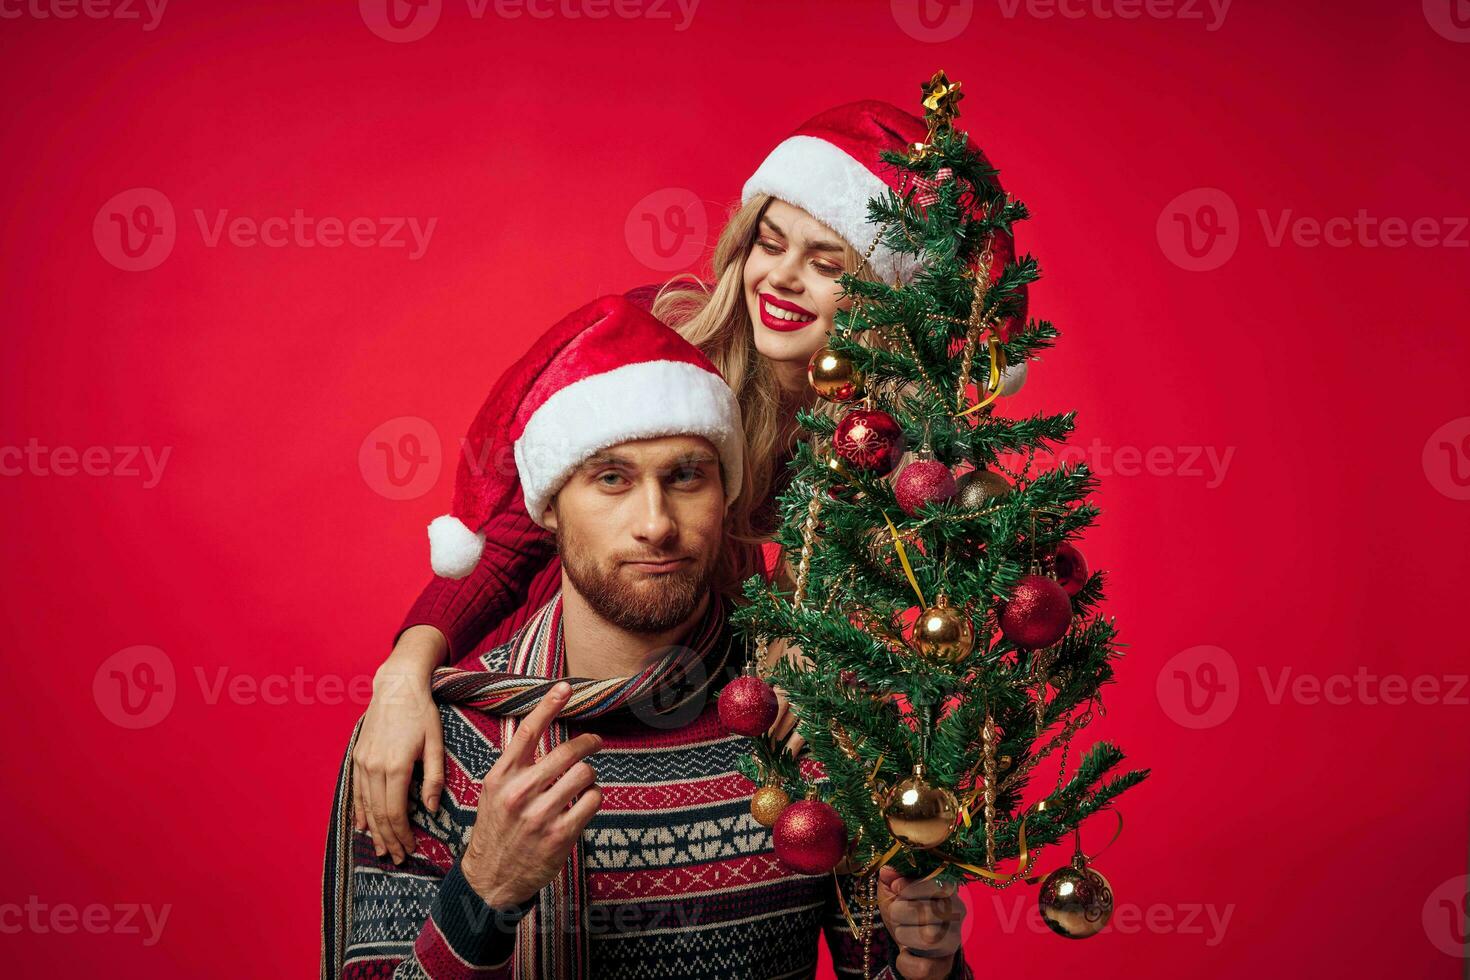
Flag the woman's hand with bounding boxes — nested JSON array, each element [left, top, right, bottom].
[[352, 625, 448, 864], [763, 638, 813, 756], [768, 685, 805, 756]]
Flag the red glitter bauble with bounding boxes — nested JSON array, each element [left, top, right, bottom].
[[1047, 542, 1090, 596], [998, 574, 1073, 649], [833, 409, 905, 476], [717, 675, 778, 737], [772, 798, 849, 874], [894, 460, 957, 516]]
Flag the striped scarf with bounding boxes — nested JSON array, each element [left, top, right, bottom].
[[321, 590, 734, 979]]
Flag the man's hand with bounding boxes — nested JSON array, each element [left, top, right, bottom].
[[460, 681, 604, 908], [353, 625, 449, 863], [876, 865, 967, 980]]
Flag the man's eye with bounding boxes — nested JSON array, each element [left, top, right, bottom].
[[671, 468, 703, 485], [597, 472, 627, 487]]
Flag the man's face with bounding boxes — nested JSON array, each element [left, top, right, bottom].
[[543, 435, 726, 634]]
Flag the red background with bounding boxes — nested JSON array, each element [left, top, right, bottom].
[[2, 0, 1468, 975]]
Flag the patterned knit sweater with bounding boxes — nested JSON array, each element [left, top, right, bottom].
[[331, 609, 972, 980]]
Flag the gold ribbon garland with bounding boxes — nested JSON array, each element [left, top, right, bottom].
[[1078, 809, 1125, 863], [831, 806, 1124, 916], [882, 513, 928, 608], [838, 808, 1036, 891], [957, 336, 1005, 417]]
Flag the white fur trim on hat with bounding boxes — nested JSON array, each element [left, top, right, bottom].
[[428, 514, 487, 579], [742, 135, 920, 284], [514, 360, 744, 527]]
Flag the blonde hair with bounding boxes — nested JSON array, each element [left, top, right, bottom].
[[649, 193, 879, 589]]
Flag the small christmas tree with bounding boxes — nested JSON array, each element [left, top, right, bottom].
[[724, 71, 1149, 936]]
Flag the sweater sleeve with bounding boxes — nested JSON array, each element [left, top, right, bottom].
[[395, 282, 669, 661], [397, 510, 556, 661], [343, 752, 535, 979], [821, 872, 899, 979], [820, 874, 974, 980], [873, 898, 975, 980], [392, 862, 534, 978], [880, 938, 974, 980]]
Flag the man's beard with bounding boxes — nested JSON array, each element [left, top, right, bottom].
[[556, 524, 718, 634]]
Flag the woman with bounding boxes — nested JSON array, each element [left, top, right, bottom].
[[353, 99, 1022, 863]]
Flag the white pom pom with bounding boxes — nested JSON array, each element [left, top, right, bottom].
[[999, 359, 1028, 397], [427, 515, 486, 579]]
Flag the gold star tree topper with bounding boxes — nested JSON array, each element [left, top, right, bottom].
[[910, 70, 965, 160]]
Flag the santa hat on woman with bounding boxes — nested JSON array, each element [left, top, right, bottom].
[[427, 295, 744, 579], [741, 100, 1025, 337]]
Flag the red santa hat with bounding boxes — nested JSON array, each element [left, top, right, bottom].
[[742, 100, 1026, 338], [427, 295, 744, 579]]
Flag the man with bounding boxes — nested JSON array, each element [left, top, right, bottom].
[[322, 295, 971, 979]]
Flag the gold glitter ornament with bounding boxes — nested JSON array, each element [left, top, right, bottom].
[[954, 468, 1012, 509], [750, 783, 791, 828]]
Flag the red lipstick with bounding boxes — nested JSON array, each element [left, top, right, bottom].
[[757, 292, 818, 332]]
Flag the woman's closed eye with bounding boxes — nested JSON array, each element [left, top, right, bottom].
[[758, 237, 841, 277]]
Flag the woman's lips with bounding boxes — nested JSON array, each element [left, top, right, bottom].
[[758, 292, 817, 332]]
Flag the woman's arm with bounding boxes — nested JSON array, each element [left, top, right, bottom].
[[353, 624, 448, 862], [397, 510, 556, 662]]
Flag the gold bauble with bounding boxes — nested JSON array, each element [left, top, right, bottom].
[[955, 468, 1011, 509], [807, 347, 865, 403], [1037, 855, 1114, 939], [751, 784, 791, 827], [912, 596, 975, 664], [882, 766, 959, 850]]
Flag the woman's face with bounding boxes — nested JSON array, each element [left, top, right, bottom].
[[742, 199, 854, 392]]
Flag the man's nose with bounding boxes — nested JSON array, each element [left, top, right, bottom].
[[632, 482, 677, 545]]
